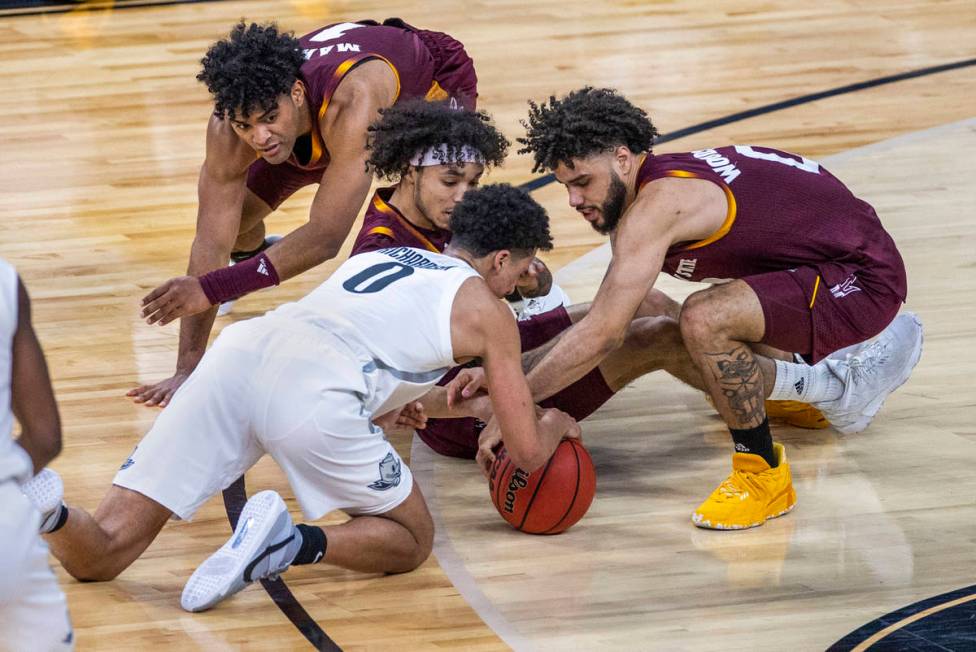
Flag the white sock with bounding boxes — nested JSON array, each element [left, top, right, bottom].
[[769, 359, 844, 402]]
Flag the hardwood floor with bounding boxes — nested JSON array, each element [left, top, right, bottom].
[[1, 1, 973, 649]]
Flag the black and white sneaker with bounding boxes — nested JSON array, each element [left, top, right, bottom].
[[181, 490, 299, 612]]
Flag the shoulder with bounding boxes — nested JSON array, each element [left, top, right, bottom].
[[351, 229, 397, 256], [323, 60, 399, 120], [630, 175, 727, 245]]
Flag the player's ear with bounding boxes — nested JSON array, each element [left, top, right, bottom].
[[614, 145, 633, 174], [493, 250, 511, 272], [291, 80, 306, 106]]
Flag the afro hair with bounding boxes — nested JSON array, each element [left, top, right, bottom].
[[518, 87, 658, 172]]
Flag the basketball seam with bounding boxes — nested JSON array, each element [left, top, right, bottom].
[[518, 456, 554, 531], [544, 441, 582, 534], [493, 456, 512, 510]]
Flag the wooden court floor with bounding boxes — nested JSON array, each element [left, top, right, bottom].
[[1, 0, 974, 649]]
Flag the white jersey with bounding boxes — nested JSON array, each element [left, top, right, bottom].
[[0, 257, 30, 484], [263, 247, 479, 416]]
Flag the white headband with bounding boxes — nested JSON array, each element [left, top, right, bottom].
[[410, 144, 485, 167]]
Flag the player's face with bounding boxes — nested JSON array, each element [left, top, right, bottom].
[[413, 163, 485, 230], [487, 251, 536, 298], [554, 155, 628, 234], [228, 92, 303, 165]]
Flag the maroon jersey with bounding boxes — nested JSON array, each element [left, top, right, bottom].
[[289, 20, 453, 172], [637, 146, 907, 300], [351, 187, 452, 255]]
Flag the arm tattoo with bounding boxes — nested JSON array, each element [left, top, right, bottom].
[[705, 345, 764, 426]]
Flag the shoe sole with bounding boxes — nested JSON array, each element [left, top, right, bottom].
[[181, 490, 289, 613], [834, 313, 924, 434]]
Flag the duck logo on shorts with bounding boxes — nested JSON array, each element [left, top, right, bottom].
[[368, 452, 402, 491]]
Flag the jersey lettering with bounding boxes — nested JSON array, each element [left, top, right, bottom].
[[309, 22, 366, 42], [343, 262, 415, 294], [734, 145, 821, 174]]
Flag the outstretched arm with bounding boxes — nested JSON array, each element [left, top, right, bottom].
[[524, 184, 688, 402], [12, 278, 62, 474]]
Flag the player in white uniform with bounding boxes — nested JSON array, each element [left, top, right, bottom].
[[0, 258, 73, 651], [23, 184, 579, 613]]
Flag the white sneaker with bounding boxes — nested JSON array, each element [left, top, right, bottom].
[[814, 312, 923, 434], [181, 490, 298, 612], [216, 235, 282, 317], [21, 468, 65, 533]]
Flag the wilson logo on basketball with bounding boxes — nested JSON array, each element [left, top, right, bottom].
[[504, 468, 530, 513], [489, 440, 597, 535]]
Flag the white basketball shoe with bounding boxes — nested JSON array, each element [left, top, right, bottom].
[[21, 468, 66, 533], [216, 235, 282, 317], [813, 312, 924, 434], [181, 490, 299, 612]]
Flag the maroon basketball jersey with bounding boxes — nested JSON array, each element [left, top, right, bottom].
[[351, 187, 452, 255], [636, 146, 907, 299], [290, 21, 443, 171]]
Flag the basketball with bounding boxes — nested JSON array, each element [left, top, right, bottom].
[[488, 439, 596, 534]]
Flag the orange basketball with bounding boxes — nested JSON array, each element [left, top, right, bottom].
[[488, 439, 596, 534]]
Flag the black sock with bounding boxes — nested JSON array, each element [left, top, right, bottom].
[[230, 238, 275, 263], [729, 417, 777, 468], [292, 524, 327, 565], [49, 504, 69, 533]]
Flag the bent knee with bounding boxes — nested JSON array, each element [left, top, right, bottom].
[[64, 557, 127, 582]]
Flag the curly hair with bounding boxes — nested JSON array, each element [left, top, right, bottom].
[[198, 21, 305, 119], [449, 184, 553, 257], [366, 100, 510, 181], [518, 87, 659, 172]]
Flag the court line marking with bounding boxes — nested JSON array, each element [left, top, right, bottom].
[[0, 0, 229, 18], [851, 591, 976, 651], [222, 478, 341, 652]]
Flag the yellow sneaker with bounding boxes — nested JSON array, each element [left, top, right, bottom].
[[692, 443, 797, 530], [704, 394, 830, 429], [765, 400, 830, 429]]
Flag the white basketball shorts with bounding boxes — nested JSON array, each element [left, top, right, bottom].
[[114, 319, 413, 521], [0, 480, 73, 651]]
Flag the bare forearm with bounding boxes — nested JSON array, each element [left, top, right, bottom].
[[418, 386, 490, 420], [527, 327, 618, 402]]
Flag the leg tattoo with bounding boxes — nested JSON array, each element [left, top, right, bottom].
[[705, 345, 765, 427]]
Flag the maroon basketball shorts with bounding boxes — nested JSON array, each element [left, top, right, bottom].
[[414, 28, 479, 110], [743, 263, 905, 364], [417, 307, 615, 460]]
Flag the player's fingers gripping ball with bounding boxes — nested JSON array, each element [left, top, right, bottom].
[[488, 439, 596, 534]]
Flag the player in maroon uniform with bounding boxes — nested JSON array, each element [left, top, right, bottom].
[[130, 19, 479, 407], [355, 100, 734, 463], [518, 87, 923, 530]]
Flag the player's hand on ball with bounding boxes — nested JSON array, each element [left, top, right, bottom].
[[141, 276, 212, 325], [127, 372, 190, 408], [446, 367, 487, 409], [539, 407, 582, 442], [475, 417, 502, 479]]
